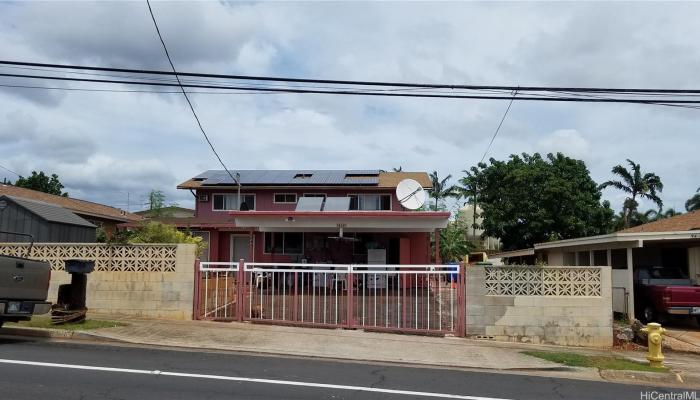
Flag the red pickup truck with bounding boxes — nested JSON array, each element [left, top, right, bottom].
[[635, 266, 700, 324]]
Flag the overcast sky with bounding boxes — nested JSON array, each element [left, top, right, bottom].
[[0, 1, 698, 213]]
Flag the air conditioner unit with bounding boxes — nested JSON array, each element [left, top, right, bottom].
[[198, 194, 209, 202]]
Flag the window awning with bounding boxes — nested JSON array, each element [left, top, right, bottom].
[[229, 211, 450, 232]]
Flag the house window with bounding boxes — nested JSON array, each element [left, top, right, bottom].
[[577, 251, 591, 266], [274, 193, 297, 204], [593, 250, 607, 266], [611, 249, 628, 269], [264, 232, 304, 255], [213, 194, 256, 211], [563, 252, 576, 266], [348, 194, 391, 211]]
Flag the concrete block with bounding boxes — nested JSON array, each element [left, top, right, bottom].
[[483, 296, 515, 306]]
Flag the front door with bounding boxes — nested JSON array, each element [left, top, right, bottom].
[[231, 235, 250, 262]]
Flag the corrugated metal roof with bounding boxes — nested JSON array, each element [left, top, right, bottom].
[[2, 195, 96, 228], [192, 170, 381, 186]]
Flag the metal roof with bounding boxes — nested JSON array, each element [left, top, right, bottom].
[[2, 195, 96, 228], [192, 170, 381, 186]]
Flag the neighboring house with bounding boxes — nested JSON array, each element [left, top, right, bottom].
[[0, 184, 143, 236], [457, 204, 502, 251], [135, 206, 195, 219], [495, 210, 700, 320], [172, 170, 450, 264], [0, 195, 96, 242]]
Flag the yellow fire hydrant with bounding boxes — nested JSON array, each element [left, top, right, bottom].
[[640, 322, 666, 368]]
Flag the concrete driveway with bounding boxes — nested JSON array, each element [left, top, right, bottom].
[[662, 318, 700, 354]]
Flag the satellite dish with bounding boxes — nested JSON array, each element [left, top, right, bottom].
[[396, 179, 426, 210]]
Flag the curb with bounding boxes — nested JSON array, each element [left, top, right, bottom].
[[0, 327, 124, 343], [598, 369, 696, 388]]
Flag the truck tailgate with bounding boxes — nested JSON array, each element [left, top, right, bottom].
[[668, 286, 700, 307], [0, 256, 51, 301]]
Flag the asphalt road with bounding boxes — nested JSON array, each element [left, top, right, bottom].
[[0, 337, 693, 400]]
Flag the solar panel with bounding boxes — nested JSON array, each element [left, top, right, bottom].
[[323, 197, 351, 211], [195, 170, 380, 186], [295, 197, 324, 211]]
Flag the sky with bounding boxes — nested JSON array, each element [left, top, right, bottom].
[[0, 1, 698, 214]]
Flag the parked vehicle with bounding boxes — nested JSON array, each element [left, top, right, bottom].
[[0, 232, 52, 328], [635, 265, 700, 324]]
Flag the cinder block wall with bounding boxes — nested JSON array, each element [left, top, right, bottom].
[[48, 244, 196, 320], [466, 265, 613, 347]]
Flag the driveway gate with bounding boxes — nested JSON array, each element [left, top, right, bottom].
[[195, 261, 466, 336]]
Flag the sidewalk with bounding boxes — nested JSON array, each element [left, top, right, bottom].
[[4, 316, 700, 388]]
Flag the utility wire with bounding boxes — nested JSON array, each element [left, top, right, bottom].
[[145, 0, 238, 185], [3, 59, 700, 94], [0, 163, 21, 177], [480, 91, 516, 163], [4, 72, 700, 106]]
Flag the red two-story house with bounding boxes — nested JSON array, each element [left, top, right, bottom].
[[175, 170, 450, 265]]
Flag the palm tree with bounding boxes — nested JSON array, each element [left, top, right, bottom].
[[599, 159, 664, 228], [686, 187, 700, 212], [428, 171, 458, 211], [646, 208, 682, 221], [457, 165, 484, 237]]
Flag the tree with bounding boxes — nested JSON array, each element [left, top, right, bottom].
[[646, 208, 682, 221], [130, 222, 206, 256], [428, 171, 458, 211], [457, 163, 486, 238], [147, 190, 166, 217], [472, 152, 614, 250], [439, 218, 475, 262], [686, 187, 700, 212], [599, 159, 663, 228], [14, 171, 68, 197], [392, 166, 403, 172]]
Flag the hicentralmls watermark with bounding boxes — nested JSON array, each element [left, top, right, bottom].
[[640, 391, 698, 400]]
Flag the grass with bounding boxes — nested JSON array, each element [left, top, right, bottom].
[[522, 350, 668, 373], [6, 316, 126, 331]]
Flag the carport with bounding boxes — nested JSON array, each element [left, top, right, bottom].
[[504, 211, 700, 321]]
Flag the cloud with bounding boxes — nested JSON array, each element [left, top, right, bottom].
[[537, 129, 591, 160], [0, 1, 698, 214]]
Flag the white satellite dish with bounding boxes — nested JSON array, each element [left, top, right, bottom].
[[396, 179, 426, 210]]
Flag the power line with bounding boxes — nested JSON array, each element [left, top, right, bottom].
[[2, 59, 700, 95], [480, 92, 516, 163], [0, 82, 276, 95], [145, 0, 238, 185], [0, 163, 21, 177], [4, 72, 700, 106]]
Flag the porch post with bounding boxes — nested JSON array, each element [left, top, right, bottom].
[[248, 229, 255, 262], [434, 228, 441, 264], [626, 247, 635, 320]]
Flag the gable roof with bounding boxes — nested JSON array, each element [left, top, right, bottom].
[[0, 184, 142, 222], [619, 210, 700, 233], [177, 170, 432, 189], [2, 195, 96, 228]]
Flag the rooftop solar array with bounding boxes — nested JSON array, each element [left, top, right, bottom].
[[192, 170, 380, 186]]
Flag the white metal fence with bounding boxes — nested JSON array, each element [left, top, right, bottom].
[[196, 262, 464, 335]]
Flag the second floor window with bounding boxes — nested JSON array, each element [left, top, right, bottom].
[[274, 193, 297, 203], [213, 194, 256, 211], [349, 194, 391, 211]]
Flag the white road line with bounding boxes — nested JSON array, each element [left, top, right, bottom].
[[0, 358, 513, 400]]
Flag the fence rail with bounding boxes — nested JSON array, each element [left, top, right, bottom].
[[196, 261, 464, 335]]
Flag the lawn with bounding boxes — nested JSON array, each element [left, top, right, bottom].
[[6, 316, 126, 331], [522, 350, 667, 373]]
